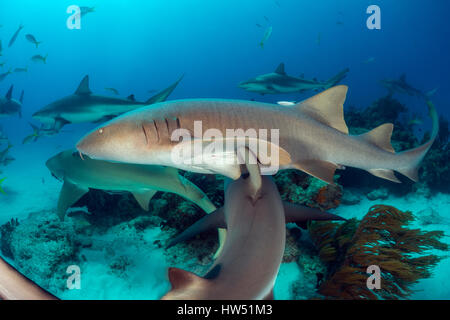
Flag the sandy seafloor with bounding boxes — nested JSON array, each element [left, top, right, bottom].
[[0, 133, 449, 300]]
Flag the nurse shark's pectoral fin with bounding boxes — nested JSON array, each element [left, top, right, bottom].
[[166, 207, 226, 249], [283, 201, 346, 229], [292, 160, 338, 185], [163, 267, 208, 295], [57, 181, 89, 220], [132, 189, 158, 211]]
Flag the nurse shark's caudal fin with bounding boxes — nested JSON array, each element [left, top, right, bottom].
[[144, 74, 185, 105], [167, 202, 345, 248], [161, 267, 208, 299], [395, 100, 439, 181], [291, 86, 349, 184]]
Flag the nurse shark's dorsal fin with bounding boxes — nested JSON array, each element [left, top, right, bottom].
[[75, 75, 92, 95], [274, 62, 286, 75], [294, 85, 349, 134]]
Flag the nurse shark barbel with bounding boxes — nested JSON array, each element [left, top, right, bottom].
[[77, 85, 438, 185]]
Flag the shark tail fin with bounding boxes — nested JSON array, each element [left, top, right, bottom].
[[144, 74, 184, 105], [43, 54, 48, 64], [396, 100, 439, 182], [35, 41, 42, 49], [325, 68, 349, 88]]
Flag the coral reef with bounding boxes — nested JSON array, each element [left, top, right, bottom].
[[308, 205, 448, 299]]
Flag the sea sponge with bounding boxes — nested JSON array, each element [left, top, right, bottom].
[[308, 205, 448, 299]]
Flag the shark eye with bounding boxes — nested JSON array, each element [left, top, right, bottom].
[[99, 128, 104, 134]]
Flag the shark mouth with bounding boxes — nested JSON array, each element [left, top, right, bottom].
[[79, 151, 85, 160]]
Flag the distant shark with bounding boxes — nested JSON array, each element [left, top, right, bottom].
[[239, 63, 349, 95], [32, 74, 184, 131], [0, 85, 23, 118], [380, 73, 438, 100], [0, 256, 57, 300], [22, 122, 60, 144], [162, 164, 345, 300], [46, 149, 216, 220], [77, 85, 439, 186]]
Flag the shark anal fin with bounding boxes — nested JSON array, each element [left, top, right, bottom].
[[274, 63, 286, 75], [75, 75, 92, 95], [292, 160, 338, 184], [359, 123, 395, 153], [166, 207, 226, 249], [295, 85, 349, 134], [132, 189, 157, 211], [57, 181, 88, 220], [367, 169, 401, 183], [237, 146, 262, 199], [167, 267, 204, 291]]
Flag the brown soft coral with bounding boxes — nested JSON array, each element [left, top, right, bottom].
[[308, 205, 448, 299]]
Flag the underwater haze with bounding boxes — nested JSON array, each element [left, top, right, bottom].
[[0, 0, 449, 300]]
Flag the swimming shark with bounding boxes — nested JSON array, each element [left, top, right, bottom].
[[46, 149, 216, 220], [238, 63, 349, 95], [380, 74, 437, 100], [0, 85, 23, 118], [162, 163, 345, 300], [32, 74, 184, 131], [0, 256, 57, 300], [22, 122, 60, 144], [77, 85, 439, 186]]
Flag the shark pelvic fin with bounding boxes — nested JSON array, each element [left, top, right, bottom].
[[292, 160, 338, 184], [167, 267, 205, 290], [57, 181, 89, 221], [283, 202, 346, 224], [295, 85, 349, 134], [5, 85, 13, 100], [367, 169, 401, 183], [359, 123, 395, 153], [274, 63, 286, 75], [75, 75, 92, 95], [132, 189, 157, 211]]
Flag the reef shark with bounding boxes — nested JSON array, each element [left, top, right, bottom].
[[0, 256, 57, 300], [0, 85, 23, 118], [380, 74, 437, 100], [162, 162, 345, 300], [238, 63, 349, 95], [33, 74, 184, 131], [46, 149, 216, 220], [77, 85, 438, 185]]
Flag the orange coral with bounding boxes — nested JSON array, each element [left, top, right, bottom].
[[308, 205, 448, 300]]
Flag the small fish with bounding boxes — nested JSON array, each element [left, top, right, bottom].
[[31, 54, 48, 64], [25, 34, 42, 48], [277, 101, 296, 106], [104, 87, 119, 95], [80, 6, 95, 17], [336, 21, 344, 25], [407, 117, 423, 126], [14, 67, 28, 73], [363, 57, 375, 64], [256, 23, 262, 28], [8, 24, 24, 48], [0, 177, 6, 194], [0, 70, 12, 82], [259, 26, 273, 49]]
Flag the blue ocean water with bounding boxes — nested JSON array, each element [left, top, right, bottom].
[[0, 0, 449, 300]]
